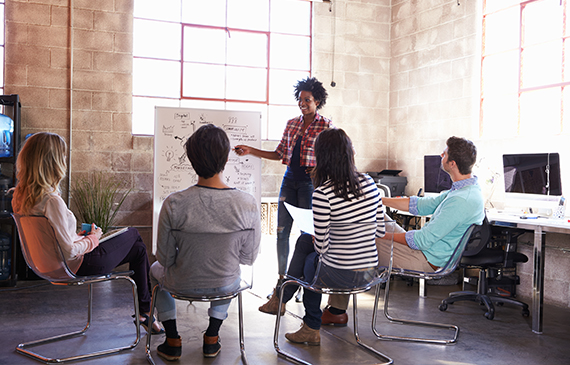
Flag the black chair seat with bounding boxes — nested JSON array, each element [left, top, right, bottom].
[[439, 216, 529, 320], [461, 248, 528, 267]]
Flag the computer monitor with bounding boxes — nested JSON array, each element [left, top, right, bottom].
[[503, 153, 562, 196], [424, 155, 452, 194]]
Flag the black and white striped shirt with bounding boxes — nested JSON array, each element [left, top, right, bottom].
[[313, 174, 385, 270]]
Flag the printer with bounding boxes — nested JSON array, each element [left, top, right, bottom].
[[367, 170, 408, 197]]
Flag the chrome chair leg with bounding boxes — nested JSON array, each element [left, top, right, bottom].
[[145, 285, 158, 365], [273, 280, 311, 365], [274, 280, 393, 365], [17, 276, 141, 363], [352, 294, 393, 364], [238, 291, 248, 365], [146, 284, 249, 365], [372, 276, 459, 344]]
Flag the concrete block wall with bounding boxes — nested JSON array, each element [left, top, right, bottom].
[[389, 0, 481, 194], [3, 0, 569, 307], [263, 0, 392, 198], [387, 0, 570, 308], [313, 0, 391, 176], [5, 0, 153, 237]]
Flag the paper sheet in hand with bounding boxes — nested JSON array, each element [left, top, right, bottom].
[[284, 202, 314, 236], [100, 227, 129, 243]]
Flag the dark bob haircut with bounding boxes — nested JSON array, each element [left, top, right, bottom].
[[185, 124, 230, 179], [293, 77, 328, 110], [446, 136, 477, 175]]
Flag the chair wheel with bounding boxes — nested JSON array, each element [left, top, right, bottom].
[[522, 309, 530, 317], [439, 302, 448, 311], [484, 311, 495, 320]]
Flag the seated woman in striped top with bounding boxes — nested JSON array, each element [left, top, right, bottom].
[[258, 128, 385, 345]]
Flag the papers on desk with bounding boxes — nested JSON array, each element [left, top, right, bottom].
[[284, 202, 314, 236]]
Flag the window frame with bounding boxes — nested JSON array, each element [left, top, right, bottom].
[[132, 0, 314, 139], [480, 0, 569, 137]]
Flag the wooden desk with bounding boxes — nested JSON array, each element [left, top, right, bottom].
[[486, 211, 570, 334]]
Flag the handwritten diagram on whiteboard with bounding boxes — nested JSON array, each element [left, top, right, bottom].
[[153, 107, 261, 251]]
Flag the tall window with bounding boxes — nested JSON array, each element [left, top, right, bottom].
[[133, 0, 313, 139], [481, 0, 569, 137]]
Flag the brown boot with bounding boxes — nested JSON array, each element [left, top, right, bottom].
[[259, 289, 286, 315], [285, 322, 320, 346]]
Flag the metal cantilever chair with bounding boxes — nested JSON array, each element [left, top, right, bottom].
[[12, 214, 141, 363], [372, 223, 478, 345], [145, 230, 255, 365], [274, 221, 396, 365]]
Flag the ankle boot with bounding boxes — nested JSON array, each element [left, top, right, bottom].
[[157, 336, 182, 361], [285, 322, 320, 346], [203, 334, 221, 358], [259, 289, 286, 315]]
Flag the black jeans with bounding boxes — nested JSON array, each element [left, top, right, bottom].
[[76, 228, 152, 313]]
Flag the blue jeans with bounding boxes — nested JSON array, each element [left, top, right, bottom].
[[150, 262, 241, 322], [280, 234, 375, 330], [280, 234, 322, 330], [277, 178, 314, 276]]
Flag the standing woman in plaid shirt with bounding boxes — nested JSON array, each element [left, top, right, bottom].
[[235, 77, 334, 310]]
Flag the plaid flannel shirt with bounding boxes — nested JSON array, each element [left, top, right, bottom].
[[275, 113, 334, 167]]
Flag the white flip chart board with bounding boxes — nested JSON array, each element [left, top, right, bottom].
[[153, 107, 261, 252]]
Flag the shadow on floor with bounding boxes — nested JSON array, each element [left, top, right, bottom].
[[1, 234, 570, 364]]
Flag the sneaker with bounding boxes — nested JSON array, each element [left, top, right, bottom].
[[203, 334, 221, 358], [157, 336, 182, 361]]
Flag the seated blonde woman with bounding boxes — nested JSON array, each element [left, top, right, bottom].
[[11, 132, 161, 334]]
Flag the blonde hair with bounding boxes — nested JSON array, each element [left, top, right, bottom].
[[12, 132, 67, 215]]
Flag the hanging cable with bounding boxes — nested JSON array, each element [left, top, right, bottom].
[[330, 1, 336, 87], [67, 0, 74, 206]]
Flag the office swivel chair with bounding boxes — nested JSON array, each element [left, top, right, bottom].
[[439, 216, 530, 320]]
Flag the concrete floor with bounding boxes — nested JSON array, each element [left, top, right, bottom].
[[1, 234, 570, 365]]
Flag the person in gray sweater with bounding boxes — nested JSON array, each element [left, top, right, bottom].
[[149, 124, 261, 361]]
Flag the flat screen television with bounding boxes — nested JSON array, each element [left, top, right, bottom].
[[503, 153, 562, 196], [424, 155, 452, 194]]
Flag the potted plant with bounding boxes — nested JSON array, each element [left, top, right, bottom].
[[71, 172, 131, 233]]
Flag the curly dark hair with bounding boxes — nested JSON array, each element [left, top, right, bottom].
[[312, 128, 363, 200], [185, 124, 230, 179], [293, 77, 328, 110], [446, 136, 477, 175]]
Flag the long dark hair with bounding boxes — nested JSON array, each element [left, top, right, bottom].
[[312, 128, 362, 200]]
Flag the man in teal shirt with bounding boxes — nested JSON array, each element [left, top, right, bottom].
[[323, 136, 485, 325]]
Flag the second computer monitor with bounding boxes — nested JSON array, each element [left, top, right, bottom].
[[424, 155, 452, 194]]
